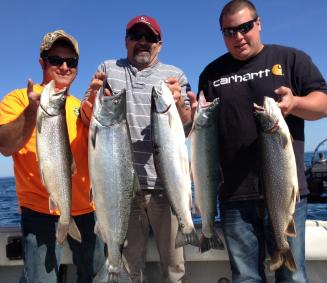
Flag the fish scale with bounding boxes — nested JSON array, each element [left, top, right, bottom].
[[190, 92, 224, 252], [89, 86, 139, 283], [151, 82, 199, 248], [254, 96, 299, 273], [36, 80, 81, 244]]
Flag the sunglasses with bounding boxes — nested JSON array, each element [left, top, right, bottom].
[[222, 17, 258, 37], [127, 31, 160, 43], [44, 55, 78, 68]]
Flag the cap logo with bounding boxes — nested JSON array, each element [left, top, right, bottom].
[[138, 16, 151, 25]]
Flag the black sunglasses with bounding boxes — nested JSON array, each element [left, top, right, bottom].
[[127, 31, 160, 43], [44, 55, 78, 68], [222, 17, 258, 37]]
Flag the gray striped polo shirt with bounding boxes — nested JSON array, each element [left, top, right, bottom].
[[94, 58, 190, 190]]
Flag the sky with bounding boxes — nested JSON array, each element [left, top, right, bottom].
[[0, 0, 326, 177]]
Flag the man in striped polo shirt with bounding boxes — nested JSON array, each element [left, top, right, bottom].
[[81, 15, 193, 283]]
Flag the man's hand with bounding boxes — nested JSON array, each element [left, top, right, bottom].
[[26, 79, 40, 113], [80, 71, 112, 125], [87, 71, 112, 104], [165, 77, 184, 106], [275, 86, 296, 117], [187, 91, 198, 120]]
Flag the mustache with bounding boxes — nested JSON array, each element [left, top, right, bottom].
[[134, 44, 152, 53]]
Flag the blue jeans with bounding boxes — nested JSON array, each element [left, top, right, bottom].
[[220, 198, 309, 283], [19, 207, 106, 283]]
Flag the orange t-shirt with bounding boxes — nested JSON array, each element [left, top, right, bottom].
[[0, 85, 94, 216]]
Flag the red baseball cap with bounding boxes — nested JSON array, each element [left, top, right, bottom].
[[126, 15, 162, 39]]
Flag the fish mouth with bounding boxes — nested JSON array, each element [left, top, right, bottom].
[[253, 103, 264, 112]]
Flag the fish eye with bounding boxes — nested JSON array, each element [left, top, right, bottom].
[[113, 98, 121, 105]]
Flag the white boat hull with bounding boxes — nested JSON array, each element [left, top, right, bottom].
[[1, 220, 326, 283]]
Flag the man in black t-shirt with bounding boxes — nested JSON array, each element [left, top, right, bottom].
[[196, 0, 327, 282]]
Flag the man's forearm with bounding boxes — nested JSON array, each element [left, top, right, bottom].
[[0, 105, 37, 156]]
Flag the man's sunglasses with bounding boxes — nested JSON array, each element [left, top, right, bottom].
[[222, 17, 258, 37], [127, 31, 160, 43], [44, 55, 78, 68]]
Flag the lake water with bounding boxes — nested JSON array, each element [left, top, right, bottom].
[[0, 150, 326, 226]]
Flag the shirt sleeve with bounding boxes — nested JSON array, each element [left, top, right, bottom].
[[292, 50, 327, 96], [0, 89, 28, 125]]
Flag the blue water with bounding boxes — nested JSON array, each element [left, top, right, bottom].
[[0, 151, 326, 226]]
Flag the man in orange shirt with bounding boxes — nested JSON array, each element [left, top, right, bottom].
[[0, 30, 105, 283]]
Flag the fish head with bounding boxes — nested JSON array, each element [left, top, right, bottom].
[[39, 80, 67, 116], [254, 96, 280, 133], [93, 86, 127, 126], [151, 81, 173, 114], [193, 91, 220, 128]]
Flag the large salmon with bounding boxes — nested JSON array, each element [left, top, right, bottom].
[[254, 96, 299, 272], [36, 80, 81, 244], [151, 82, 199, 248], [89, 85, 138, 283], [190, 92, 224, 252]]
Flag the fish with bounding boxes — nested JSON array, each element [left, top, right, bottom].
[[190, 91, 224, 252], [36, 80, 81, 244], [254, 96, 299, 272], [151, 81, 199, 248], [89, 84, 138, 283]]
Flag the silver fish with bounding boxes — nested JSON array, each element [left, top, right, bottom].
[[190, 91, 224, 252], [36, 80, 81, 244], [254, 96, 299, 272], [151, 82, 199, 248], [89, 85, 138, 283]]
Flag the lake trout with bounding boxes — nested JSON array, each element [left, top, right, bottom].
[[89, 85, 138, 283], [151, 82, 199, 248], [254, 96, 299, 272], [190, 92, 224, 252], [36, 80, 81, 244]]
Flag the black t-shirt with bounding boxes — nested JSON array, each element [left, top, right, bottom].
[[198, 44, 327, 201]]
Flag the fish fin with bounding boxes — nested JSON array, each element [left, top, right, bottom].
[[94, 221, 106, 242], [199, 233, 224, 253], [89, 188, 96, 208], [284, 249, 297, 272], [90, 125, 98, 149], [285, 218, 296, 237], [192, 200, 201, 215], [93, 259, 109, 283], [49, 197, 60, 214], [279, 131, 289, 149], [39, 169, 46, 186], [175, 227, 200, 248], [270, 249, 297, 272], [71, 158, 77, 176], [68, 218, 82, 243], [37, 113, 43, 134], [133, 171, 140, 194]]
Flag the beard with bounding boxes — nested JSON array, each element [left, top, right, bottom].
[[133, 45, 152, 65], [134, 52, 151, 65]]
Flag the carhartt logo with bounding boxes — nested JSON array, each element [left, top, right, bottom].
[[213, 69, 270, 87], [272, 64, 283, 76]]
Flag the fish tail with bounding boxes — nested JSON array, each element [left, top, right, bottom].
[[270, 249, 297, 272], [175, 228, 200, 248], [68, 218, 82, 243], [199, 233, 225, 253], [56, 221, 69, 244]]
